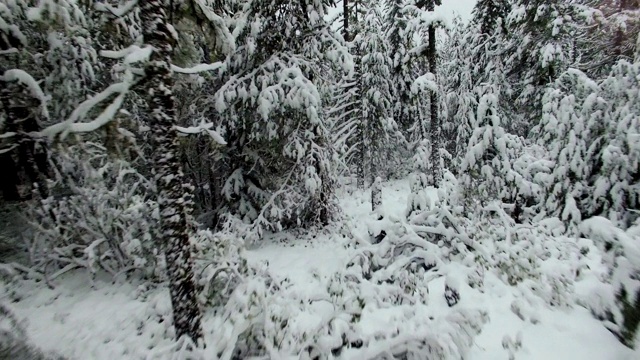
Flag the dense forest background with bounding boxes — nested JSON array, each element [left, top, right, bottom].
[[1, 0, 640, 358]]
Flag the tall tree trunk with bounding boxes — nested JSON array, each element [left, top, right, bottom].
[[140, 0, 203, 343], [371, 176, 382, 212], [427, 1, 441, 186], [343, 0, 350, 42], [357, 70, 365, 190]]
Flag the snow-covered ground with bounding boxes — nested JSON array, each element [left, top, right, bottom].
[[1, 179, 638, 359]]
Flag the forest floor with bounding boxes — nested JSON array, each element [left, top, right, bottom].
[[1, 179, 639, 359]]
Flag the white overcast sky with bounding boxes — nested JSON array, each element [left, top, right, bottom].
[[435, 0, 477, 23], [327, 0, 478, 25]]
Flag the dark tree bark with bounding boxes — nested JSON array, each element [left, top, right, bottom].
[[371, 176, 382, 212], [356, 59, 365, 190], [0, 79, 49, 200], [343, 0, 350, 42], [313, 128, 331, 226], [140, 0, 203, 343], [426, 0, 442, 186], [0, 153, 20, 201]]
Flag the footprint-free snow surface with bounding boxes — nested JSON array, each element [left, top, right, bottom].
[[1, 179, 638, 359]]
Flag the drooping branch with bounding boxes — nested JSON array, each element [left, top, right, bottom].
[[175, 122, 227, 144], [0, 69, 49, 119], [40, 82, 130, 140]]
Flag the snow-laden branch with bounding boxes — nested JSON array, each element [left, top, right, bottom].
[[408, 43, 429, 56], [101, 45, 152, 65], [65, 94, 126, 134], [0, 144, 18, 155], [0, 69, 50, 118], [171, 62, 225, 74], [0, 132, 16, 139], [416, 11, 447, 28], [105, 47, 226, 73], [412, 73, 438, 94], [580, 217, 640, 265], [193, 0, 235, 54], [40, 82, 129, 139], [0, 48, 18, 56], [175, 122, 226, 145], [482, 202, 515, 245], [94, 0, 138, 17]]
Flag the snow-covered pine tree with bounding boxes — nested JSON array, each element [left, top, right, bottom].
[[595, 47, 640, 226], [473, 0, 511, 37], [460, 83, 520, 209], [214, 0, 350, 237], [467, 0, 512, 109], [328, 0, 367, 188], [585, 0, 640, 76], [505, 0, 599, 135], [384, 0, 417, 144], [534, 46, 639, 231], [440, 17, 476, 164], [359, 6, 398, 187], [534, 69, 601, 231], [472, 49, 513, 138]]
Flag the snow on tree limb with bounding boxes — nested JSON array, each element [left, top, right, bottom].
[[101, 46, 153, 65], [0, 132, 16, 139], [412, 73, 438, 94], [580, 217, 640, 265], [0, 144, 18, 155], [63, 93, 126, 135], [171, 62, 225, 74], [94, 0, 138, 17], [193, 0, 235, 54], [175, 123, 227, 145], [0, 48, 18, 55], [1, 69, 50, 119], [40, 82, 130, 139]]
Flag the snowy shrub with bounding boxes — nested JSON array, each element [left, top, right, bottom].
[[188, 205, 489, 359], [595, 59, 640, 227], [192, 220, 249, 308], [473, 204, 589, 307], [203, 262, 488, 360], [337, 219, 488, 358], [579, 217, 640, 348], [460, 84, 529, 216], [26, 145, 161, 283], [536, 61, 640, 231], [205, 265, 291, 359], [509, 143, 551, 222], [534, 69, 602, 232]]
